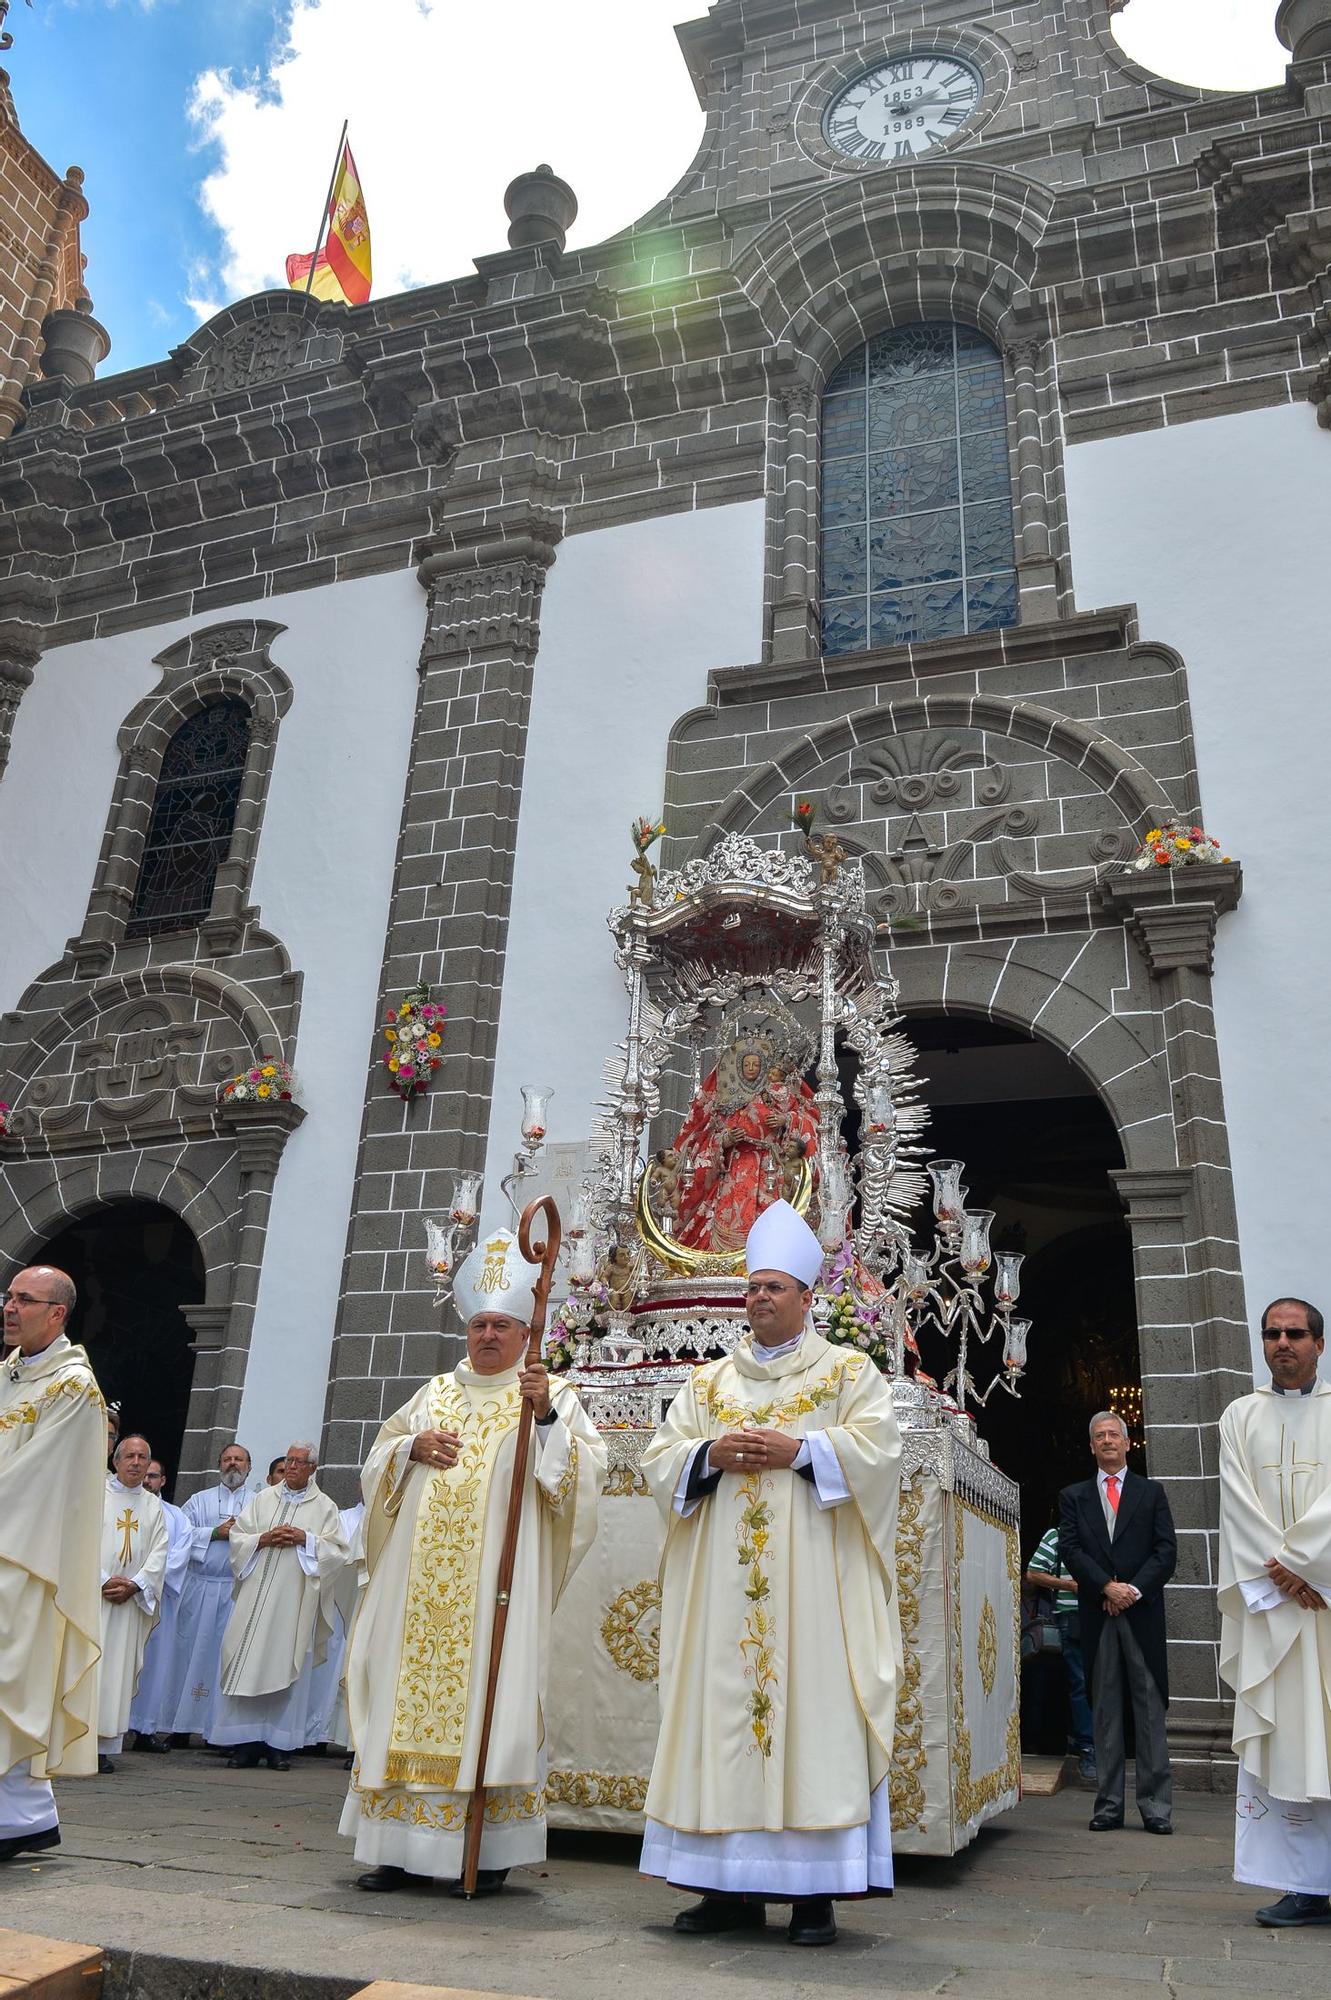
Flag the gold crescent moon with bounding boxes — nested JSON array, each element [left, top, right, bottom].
[[636, 1155, 814, 1276]]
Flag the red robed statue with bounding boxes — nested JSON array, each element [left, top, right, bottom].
[[671, 1003, 819, 1252]]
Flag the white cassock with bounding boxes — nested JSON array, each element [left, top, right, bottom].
[[210, 1482, 349, 1752], [1219, 1377, 1331, 1893], [305, 1500, 365, 1748], [98, 1478, 170, 1754], [128, 1499, 191, 1737], [339, 1362, 604, 1879], [641, 1197, 902, 1902], [0, 1335, 107, 1840], [165, 1480, 255, 1737]]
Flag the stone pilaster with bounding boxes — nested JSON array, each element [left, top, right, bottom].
[[1010, 340, 1061, 624], [0, 572, 55, 783], [769, 386, 820, 664], [319, 508, 562, 1495]]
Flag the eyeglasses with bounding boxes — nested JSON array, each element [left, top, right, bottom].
[[1261, 1326, 1314, 1340], [0, 1292, 61, 1310], [745, 1281, 799, 1298]]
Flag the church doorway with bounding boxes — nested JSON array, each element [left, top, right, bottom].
[[30, 1201, 205, 1492], [893, 1015, 1142, 1529]]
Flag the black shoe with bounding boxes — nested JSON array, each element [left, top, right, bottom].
[[673, 1895, 766, 1935], [788, 1896, 837, 1946], [448, 1867, 509, 1899], [342, 1753, 354, 1771], [169, 1733, 192, 1749], [226, 1744, 260, 1769], [134, 1733, 170, 1754], [1089, 1810, 1124, 1831], [356, 1865, 409, 1893], [1141, 1817, 1172, 1835], [265, 1755, 291, 1772], [1255, 1892, 1331, 1927], [0, 1826, 60, 1865], [97, 1755, 115, 1775]]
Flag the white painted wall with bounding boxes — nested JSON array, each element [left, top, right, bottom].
[[1064, 402, 1331, 1376], [0, 571, 422, 1467], [480, 500, 767, 1238]]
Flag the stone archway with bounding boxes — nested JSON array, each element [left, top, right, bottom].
[[29, 1199, 205, 1491]]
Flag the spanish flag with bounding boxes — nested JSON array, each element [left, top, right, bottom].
[[285, 138, 372, 305]]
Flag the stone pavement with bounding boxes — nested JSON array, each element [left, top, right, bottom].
[[1, 1749, 1327, 1999]]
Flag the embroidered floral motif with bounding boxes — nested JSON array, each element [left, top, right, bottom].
[[693, 1350, 862, 1431], [736, 1469, 777, 1756], [355, 1782, 541, 1831], [0, 1374, 104, 1433]]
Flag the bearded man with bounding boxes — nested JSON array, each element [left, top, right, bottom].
[[164, 1441, 255, 1742], [341, 1229, 604, 1896], [641, 1199, 902, 1947]]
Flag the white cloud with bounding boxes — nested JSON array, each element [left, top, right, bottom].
[[1113, 0, 1286, 90], [187, 0, 706, 317]]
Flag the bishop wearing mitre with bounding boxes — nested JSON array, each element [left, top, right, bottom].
[[641, 1199, 902, 1947], [1219, 1295, 1331, 1929], [341, 1228, 605, 1896], [0, 1266, 106, 1860], [211, 1441, 350, 1770], [98, 1433, 170, 1770]]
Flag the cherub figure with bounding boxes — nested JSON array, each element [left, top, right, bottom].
[[601, 1241, 641, 1313], [651, 1148, 682, 1224], [628, 814, 665, 909], [793, 798, 847, 886]]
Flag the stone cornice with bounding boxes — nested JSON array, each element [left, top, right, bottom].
[[1099, 864, 1243, 977]]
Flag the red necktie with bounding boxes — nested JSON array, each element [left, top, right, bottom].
[[1106, 1473, 1121, 1516]]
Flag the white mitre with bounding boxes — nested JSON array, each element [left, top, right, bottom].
[[745, 1198, 824, 1287], [453, 1228, 537, 1326]]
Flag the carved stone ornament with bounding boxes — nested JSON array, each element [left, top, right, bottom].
[[827, 732, 1011, 818]]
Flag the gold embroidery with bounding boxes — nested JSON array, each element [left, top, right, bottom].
[[736, 1470, 777, 1757], [952, 1497, 1021, 1821], [115, 1507, 137, 1566], [355, 1783, 541, 1831], [977, 1597, 998, 1698], [0, 1375, 105, 1433], [695, 1351, 861, 1431], [600, 1580, 661, 1683], [542, 1437, 578, 1512], [889, 1473, 927, 1830], [385, 1377, 520, 1787], [545, 1769, 648, 1812], [602, 1465, 649, 1497]]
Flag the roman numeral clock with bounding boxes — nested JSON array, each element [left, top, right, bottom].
[[823, 55, 983, 163]]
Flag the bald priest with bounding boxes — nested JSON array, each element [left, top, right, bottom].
[[641, 1199, 903, 1947], [341, 1229, 605, 1895]]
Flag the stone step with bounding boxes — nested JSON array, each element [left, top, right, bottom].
[[0, 1929, 101, 2000]]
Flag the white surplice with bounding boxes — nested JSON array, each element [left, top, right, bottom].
[[640, 1328, 901, 1899], [0, 1335, 107, 1836], [128, 1498, 192, 1736], [97, 1477, 169, 1754], [305, 1500, 365, 1747], [339, 1365, 604, 1879], [210, 1481, 349, 1752], [164, 1480, 257, 1738], [1219, 1377, 1331, 1892]]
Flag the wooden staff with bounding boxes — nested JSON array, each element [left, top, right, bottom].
[[460, 1192, 563, 1896]]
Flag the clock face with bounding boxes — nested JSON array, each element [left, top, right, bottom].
[[823, 55, 984, 164]]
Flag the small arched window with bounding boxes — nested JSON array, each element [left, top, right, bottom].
[[820, 322, 1017, 657], [126, 699, 251, 938]]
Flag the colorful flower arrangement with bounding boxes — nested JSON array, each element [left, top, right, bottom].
[[632, 816, 665, 856], [1128, 821, 1233, 872], [219, 1061, 296, 1106], [382, 984, 447, 1101], [0, 1100, 8, 1138]]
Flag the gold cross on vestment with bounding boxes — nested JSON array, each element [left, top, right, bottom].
[[1262, 1425, 1322, 1531], [116, 1507, 137, 1566]]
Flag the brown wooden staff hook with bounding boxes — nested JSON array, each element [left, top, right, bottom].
[[459, 1192, 563, 1897]]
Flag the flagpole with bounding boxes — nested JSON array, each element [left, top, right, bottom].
[[303, 117, 349, 295]]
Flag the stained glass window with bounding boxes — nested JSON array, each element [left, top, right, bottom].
[[126, 700, 251, 937], [820, 323, 1017, 655]]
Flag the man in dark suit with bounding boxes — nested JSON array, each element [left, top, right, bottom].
[[1059, 1410, 1177, 1834]]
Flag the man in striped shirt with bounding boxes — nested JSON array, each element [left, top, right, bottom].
[[1025, 1524, 1095, 1782]]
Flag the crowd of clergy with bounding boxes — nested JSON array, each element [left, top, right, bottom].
[[3, 1218, 1331, 1939]]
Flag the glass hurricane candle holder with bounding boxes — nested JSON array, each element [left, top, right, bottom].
[[568, 1189, 591, 1237], [424, 1217, 457, 1279], [994, 1250, 1024, 1307], [1004, 1317, 1031, 1372], [926, 1158, 965, 1226], [959, 1209, 994, 1278], [864, 1081, 895, 1135], [902, 1253, 930, 1301], [568, 1232, 599, 1289], [520, 1084, 553, 1144], [449, 1173, 482, 1228]]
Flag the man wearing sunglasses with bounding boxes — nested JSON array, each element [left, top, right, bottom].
[[1219, 1297, 1331, 1926], [0, 1266, 108, 1862]]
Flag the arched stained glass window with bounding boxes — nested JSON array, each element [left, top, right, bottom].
[[126, 699, 251, 937], [820, 323, 1017, 656]]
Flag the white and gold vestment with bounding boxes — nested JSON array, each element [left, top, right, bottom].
[[641, 1326, 902, 1897], [97, 1476, 169, 1753], [339, 1361, 604, 1879]]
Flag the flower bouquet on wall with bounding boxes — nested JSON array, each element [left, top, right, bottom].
[[1127, 821, 1233, 871], [219, 1061, 297, 1106], [382, 984, 447, 1100]]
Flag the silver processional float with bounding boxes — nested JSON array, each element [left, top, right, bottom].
[[426, 810, 1028, 1856]]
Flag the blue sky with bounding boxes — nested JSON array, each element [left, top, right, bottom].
[[6, 1, 1288, 381]]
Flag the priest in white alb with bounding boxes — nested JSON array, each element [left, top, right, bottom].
[[641, 1199, 902, 1947], [341, 1229, 605, 1896], [210, 1441, 349, 1770], [128, 1457, 193, 1749], [97, 1433, 170, 1772], [0, 1266, 106, 1861], [165, 1441, 255, 1741], [1219, 1295, 1331, 1928]]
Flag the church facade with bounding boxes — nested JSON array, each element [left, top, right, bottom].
[[1, 0, 1329, 1784]]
